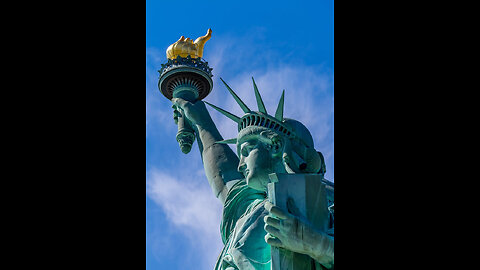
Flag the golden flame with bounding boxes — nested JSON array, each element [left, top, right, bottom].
[[166, 29, 212, 60]]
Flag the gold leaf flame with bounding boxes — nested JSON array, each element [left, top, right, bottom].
[[166, 28, 212, 60]]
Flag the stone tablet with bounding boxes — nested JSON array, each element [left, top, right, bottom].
[[268, 173, 329, 270]]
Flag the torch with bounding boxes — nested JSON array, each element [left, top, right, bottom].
[[158, 29, 213, 154]]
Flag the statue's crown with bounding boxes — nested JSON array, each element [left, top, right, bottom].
[[206, 78, 298, 145]]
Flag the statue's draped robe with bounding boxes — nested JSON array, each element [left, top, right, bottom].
[[215, 179, 270, 270], [214, 179, 334, 270]]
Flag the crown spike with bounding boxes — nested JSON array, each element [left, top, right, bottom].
[[214, 138, 237, 145], [252, 77, 267, 114], [220, 78, 251, 113], [204, 101, 241, 123], [275, 90, 285, 122]]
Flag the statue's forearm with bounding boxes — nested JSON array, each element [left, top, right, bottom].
[[195, 120, 243, 201]]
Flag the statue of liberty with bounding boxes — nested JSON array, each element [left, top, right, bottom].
[[158, 29, 334, 270]]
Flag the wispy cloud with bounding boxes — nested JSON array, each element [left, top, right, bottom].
[[147, 168, 224, 270]]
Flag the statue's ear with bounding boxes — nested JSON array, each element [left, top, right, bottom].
[[270, 135, 283, 157]]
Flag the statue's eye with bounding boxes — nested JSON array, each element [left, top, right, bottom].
[[241, 146, 250, 157], [241, 144, 253, 157]]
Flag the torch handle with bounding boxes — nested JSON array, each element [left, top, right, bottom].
[[175, 109, 195, 154]]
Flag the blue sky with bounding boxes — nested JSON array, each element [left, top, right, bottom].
[[146, 1, 333, 269]]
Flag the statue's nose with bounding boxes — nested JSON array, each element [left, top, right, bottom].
[[238, 157, 246, 173]]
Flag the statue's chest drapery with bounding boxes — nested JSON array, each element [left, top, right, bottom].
[[216, 180, 270, 270]]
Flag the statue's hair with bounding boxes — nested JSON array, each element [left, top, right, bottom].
[[236, 126, 281, 155]]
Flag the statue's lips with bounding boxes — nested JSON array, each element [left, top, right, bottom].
[[244, 169, 250, 177]]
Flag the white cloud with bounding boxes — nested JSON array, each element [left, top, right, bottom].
[[147, 168, 224, 270]]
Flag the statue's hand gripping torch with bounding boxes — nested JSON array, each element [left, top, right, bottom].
[[171, 91, 197, 154]]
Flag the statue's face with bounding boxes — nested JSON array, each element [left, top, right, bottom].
[[237, 137, 275, 192]]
